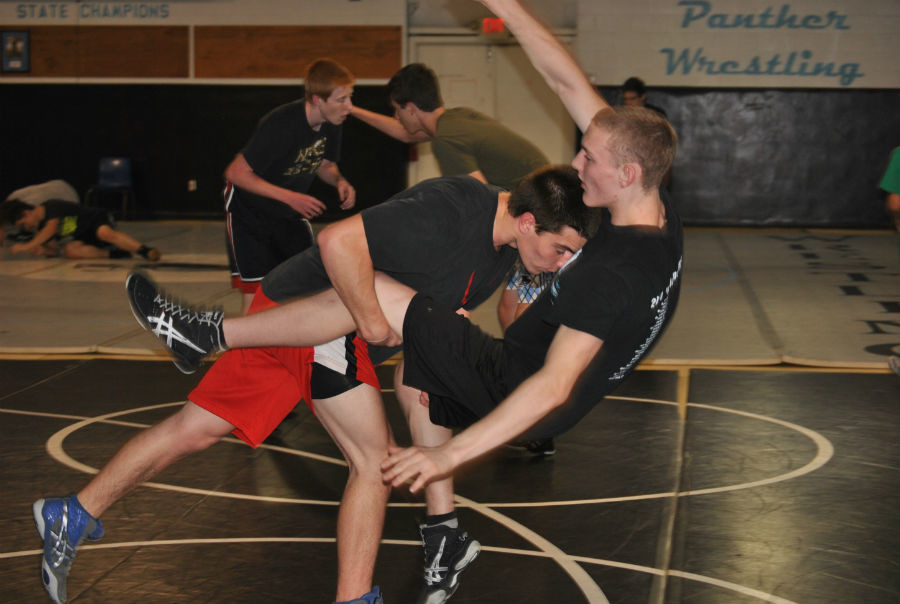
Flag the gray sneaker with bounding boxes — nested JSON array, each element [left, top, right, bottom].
[[126, 271, 225, 374], [33, 495, 104, 604], [418, 524, 480, 604]]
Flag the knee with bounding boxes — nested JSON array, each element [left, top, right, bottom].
[[63, 245, 80, 259], [167, 406, 231, 454], [95, 224, 114, 241], [344, 444, 390, 482]]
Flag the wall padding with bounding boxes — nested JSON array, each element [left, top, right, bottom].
[[194, 26, 402, 79]]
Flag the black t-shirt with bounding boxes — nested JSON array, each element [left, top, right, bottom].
[[262, 176, 517, 313], [40, 200, 108, 239], [234, 100, 342, 218], [503, 189, 683, 437]]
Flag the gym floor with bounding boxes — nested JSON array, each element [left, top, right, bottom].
[[0, 223, 898, 604]]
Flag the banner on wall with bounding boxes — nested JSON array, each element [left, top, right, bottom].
[[576, 0, 900, 89], [0, 0, 403, 26]]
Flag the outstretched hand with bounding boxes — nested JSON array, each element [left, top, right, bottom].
[[381, 444, 454, 494]]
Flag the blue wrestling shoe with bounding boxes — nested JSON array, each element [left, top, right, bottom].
[[33, 495, 105, 604], [335, 585, 383, 604]]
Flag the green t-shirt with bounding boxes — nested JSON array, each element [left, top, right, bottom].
[[880, 147, 900, 195], [432, 107, 549, 191]]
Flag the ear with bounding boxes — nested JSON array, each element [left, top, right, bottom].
[[310, 93, 324, 107], [517, 211, 537, 234], [619, 163, 641, 188]]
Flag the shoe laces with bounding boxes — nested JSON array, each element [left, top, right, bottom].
[[154, 293, 223, 325], [422, 535, 449, 584]]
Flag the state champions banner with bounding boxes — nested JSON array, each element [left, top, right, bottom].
[[0, 0, 403, 26], [576, 0, 900, 89]]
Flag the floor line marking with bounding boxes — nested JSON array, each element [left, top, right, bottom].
[[650, 396, 688, 604], [457, 494, 609, 604], [2, 392, 835, 507], [2, 539, 796, 603]]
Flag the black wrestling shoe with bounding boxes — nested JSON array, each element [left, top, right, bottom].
[[126, 271, 224, 374], [418, 524, 480, 604], [509, 437, 556, 456], [108, 247, 132, 259]]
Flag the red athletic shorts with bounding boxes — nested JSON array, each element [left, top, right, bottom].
[[188, 290, 379, 448]]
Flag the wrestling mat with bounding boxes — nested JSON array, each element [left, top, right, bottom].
[[1, 222, 897, 369]]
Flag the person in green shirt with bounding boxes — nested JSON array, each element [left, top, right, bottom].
[[351, 64, 560, 439], [878, 146, 900, 376]]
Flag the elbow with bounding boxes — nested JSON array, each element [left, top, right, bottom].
[[223, 155, 247, 182], [543, 379, 574, 413]]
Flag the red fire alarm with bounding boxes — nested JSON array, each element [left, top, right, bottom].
[[482, 17, 505, 34]]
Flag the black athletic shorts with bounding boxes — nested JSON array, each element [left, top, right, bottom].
[[401, 294, 508, 429], [72, 209, 114, 248], [225, 184, 314, 292], [310, 361, 364, 399]]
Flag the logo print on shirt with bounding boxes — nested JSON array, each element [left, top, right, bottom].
[[59, 216, 78, 237], [285, 138, 327, 176]]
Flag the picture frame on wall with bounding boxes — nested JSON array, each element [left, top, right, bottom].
[[2, 30, 30, 73]]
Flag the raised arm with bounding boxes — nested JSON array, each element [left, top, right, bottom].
[[317, 214, 402, 346], [479, 0, 608, 132], [350, 105, 431, 143], [382, 325, 603, 492]]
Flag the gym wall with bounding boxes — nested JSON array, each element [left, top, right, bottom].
[[0, 8, 408, 220], [2, 0, 899, 226], [598, 86, 900, 228]]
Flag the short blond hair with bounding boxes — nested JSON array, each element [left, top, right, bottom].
[[592, 106, 677, 191], [304, 58, 355, 102]]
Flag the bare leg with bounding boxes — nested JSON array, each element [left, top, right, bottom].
[[223, 287, 357, 348], [313, 384, 393, 602], [95, 224, 144, 254], [240, 292, 254, 316], [77, 402, 233, 518], [62, 240, 109, 259], [220, 273, 418, 350], [394, 362, 455, 516]]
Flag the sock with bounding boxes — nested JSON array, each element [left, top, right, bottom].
[[137, 245, 160, 260], [425, 511, 458, 529]]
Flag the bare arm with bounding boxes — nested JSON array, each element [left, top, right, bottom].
[[11, 219, 58, 254], [224, 153, 327, 218], [350, 105, 431, 143], [318, 214, 402, 346], [316, 159, 356, 210], [467, 170, 488, 184], [382, 325, 603, 492], [478, 0, 608, 132]]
